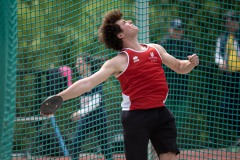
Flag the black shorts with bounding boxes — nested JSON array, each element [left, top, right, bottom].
[[121, 106, 180, 160]]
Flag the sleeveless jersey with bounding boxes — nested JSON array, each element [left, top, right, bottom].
[[117, 44, 169, 111]]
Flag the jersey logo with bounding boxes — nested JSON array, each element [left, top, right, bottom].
[[149, 52, 158, 63], [133, 56, 140, 63], [150, 52, 154, 57]]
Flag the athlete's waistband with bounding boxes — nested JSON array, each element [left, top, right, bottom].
[[122, 106, 165, 112]]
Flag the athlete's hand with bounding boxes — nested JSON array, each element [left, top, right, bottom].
[[188, 54, 199, 67]]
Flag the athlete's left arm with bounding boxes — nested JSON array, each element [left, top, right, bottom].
[[149, 43, 199, 74]]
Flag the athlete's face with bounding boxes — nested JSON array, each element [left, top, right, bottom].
[[116, 19, 138, 39]]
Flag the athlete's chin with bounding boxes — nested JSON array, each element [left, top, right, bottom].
[[133, 28, 139, 34]]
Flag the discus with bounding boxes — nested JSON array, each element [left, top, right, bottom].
[[40, 95, 63, 115]]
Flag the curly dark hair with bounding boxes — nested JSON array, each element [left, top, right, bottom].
[[98, 9, 124, 51]]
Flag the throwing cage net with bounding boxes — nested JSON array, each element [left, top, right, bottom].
[[0, 0, 239, 160]]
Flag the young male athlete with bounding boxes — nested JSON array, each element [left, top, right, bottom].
[[42, 10, 199, 160]]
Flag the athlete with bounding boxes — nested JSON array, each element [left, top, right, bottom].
[[43, 10, 199, 160]]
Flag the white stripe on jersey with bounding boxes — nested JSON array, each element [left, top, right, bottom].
[[121, 93, 131, 111]]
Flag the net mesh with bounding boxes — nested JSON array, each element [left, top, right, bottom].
[[1, 0, 240, 159], [0, 0, 17, 159]]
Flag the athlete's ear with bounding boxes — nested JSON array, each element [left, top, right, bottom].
[[117, 32, 124, 39]]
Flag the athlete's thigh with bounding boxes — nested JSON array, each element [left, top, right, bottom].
[[150, 107, 180, 155], [121, 110, 152, 160]]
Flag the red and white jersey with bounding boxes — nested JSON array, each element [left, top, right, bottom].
[[116, 44, 169, 111]]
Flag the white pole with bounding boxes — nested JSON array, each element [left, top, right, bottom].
[[136, 0, 150, 43], [136, 2, 157, 159]]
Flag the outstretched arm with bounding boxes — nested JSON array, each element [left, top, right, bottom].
[[57, 59, 117, 101], [150, 43, 199, 74]]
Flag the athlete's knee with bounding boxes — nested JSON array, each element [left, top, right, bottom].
[[159, 152, 176, 160]]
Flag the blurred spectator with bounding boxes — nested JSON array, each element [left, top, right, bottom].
[[213, 11, 240, 146], [70, 55, 113, 160], [158, 19, 196, 129], [46, 65, 72, 97], [59, 66, 73, 87]]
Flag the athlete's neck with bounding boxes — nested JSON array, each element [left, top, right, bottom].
[[123, 42, 147, 51]]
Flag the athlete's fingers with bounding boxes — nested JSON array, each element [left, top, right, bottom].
[[188, 54, 199, 66]]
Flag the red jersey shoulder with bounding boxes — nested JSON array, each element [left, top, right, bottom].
[[121, 45, 161, 64]]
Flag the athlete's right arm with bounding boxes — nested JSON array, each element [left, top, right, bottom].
[[57, 56, 122, 101]]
